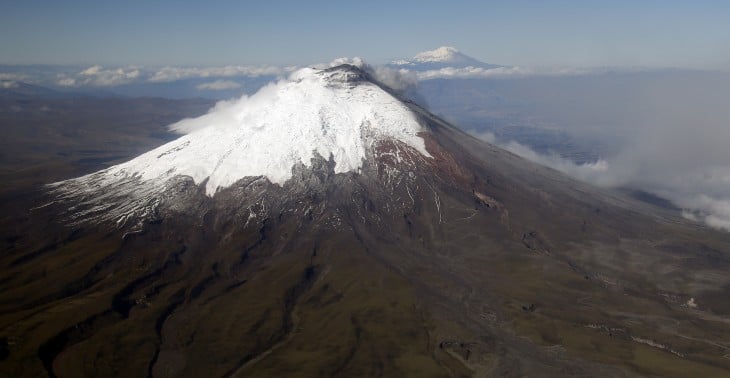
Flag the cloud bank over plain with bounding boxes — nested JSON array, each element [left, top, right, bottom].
[[149, 65, 296, 83], [57, 65, 141, 87], [195, 80, 242, 91], [483, 133, 730, 232], [466, 72, 730, 231], [40, 65, 295, 88]]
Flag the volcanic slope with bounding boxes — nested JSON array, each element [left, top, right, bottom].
[[1, 65, 730, 377]]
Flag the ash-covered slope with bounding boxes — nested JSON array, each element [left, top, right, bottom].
[[2, 65, 730, 377]]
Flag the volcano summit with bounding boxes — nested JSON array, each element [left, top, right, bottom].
[[2, 64, 730, 377]]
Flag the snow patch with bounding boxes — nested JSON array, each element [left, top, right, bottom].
[[685, 297, 697, 308]]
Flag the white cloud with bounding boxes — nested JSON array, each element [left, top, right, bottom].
[[680, 195, 730, 231], [58, 65, 141, 87], [0, 73, 28, 82], [415, 66, 530, 80], [473, 131, 611, 185], [1, 80, 19, 89], [56, 77, 76, 87], [80, 65, 103, 76], [80, 65, 141, 85], [390, 59, 411, 66], [410, 65, 652, 80], [149, 65, 296, 83], [46, 64, 296, 87], [196, 80, 242, 91], [472, 116, 730, 233], [368, 66, 418, 93]]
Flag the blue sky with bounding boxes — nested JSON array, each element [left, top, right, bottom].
[[1, 0, 729, 68]]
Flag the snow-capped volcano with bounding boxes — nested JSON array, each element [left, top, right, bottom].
[[391, 46, 501, 70], [49, 64, 433, 225], [103, 65, 429, 193], [413, 46, 475, 64]]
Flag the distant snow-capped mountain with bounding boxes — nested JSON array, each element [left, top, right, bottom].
[[390, 46, 501, 70]]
